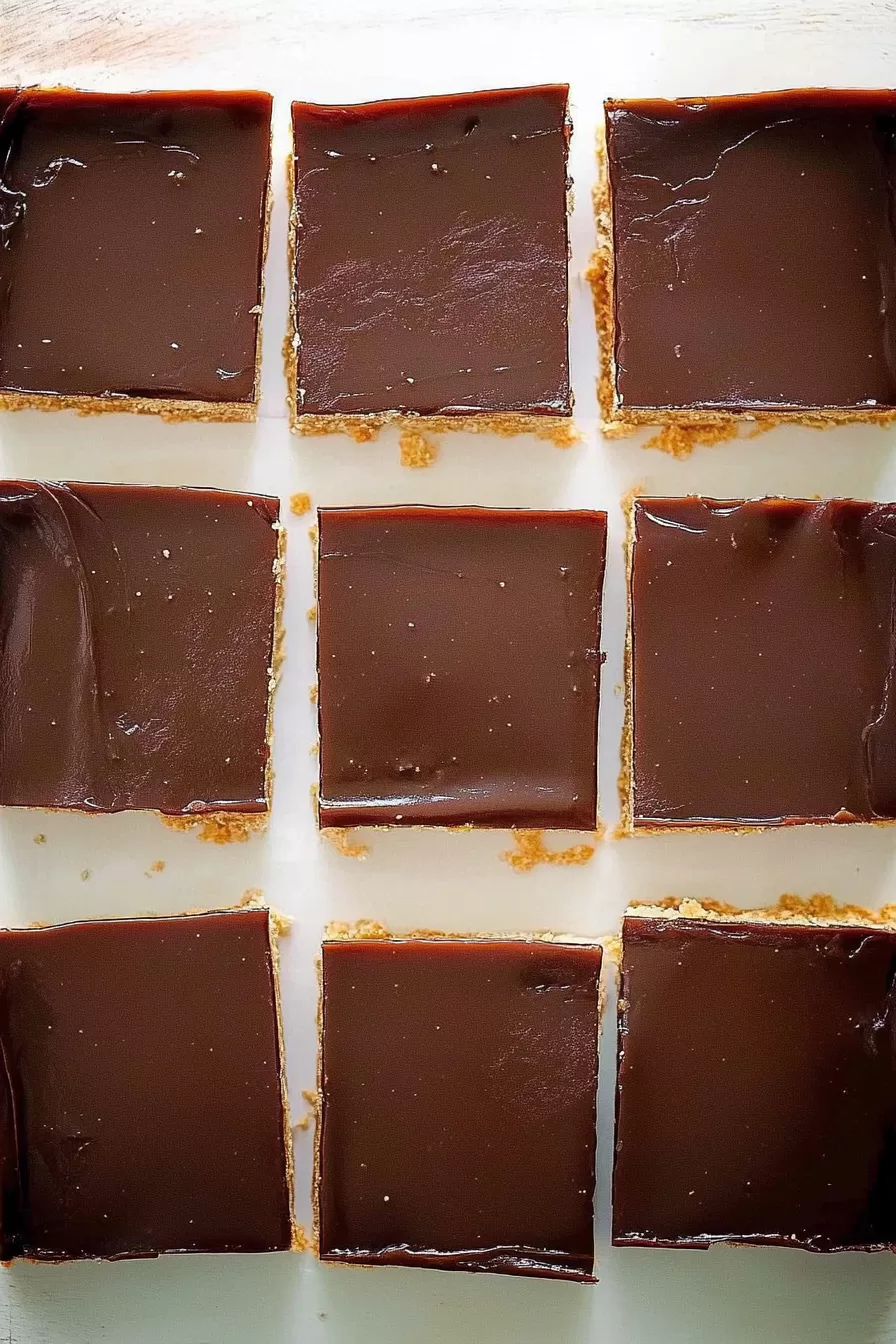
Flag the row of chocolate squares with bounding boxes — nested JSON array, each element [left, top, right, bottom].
[[4, 893, 894, 1272], [1, 481, 895, 833], [3, 85, 896, 450]]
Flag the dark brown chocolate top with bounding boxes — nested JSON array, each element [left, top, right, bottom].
[[0, 481, 279, 815], [317, 507, 606, 829], [0, 908, 291, 1260], [318, 937, 602, 1279], [606, 91, 896, 412], [0, 89, 271, 405], [613, 914, 896, 1250], [630, 497, 896, 827], [292, 87, 571, 418]]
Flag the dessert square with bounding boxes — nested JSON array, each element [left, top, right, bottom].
[[0, 88, 272, 420], [0, 481, 281, 833], [598, 91, 896, 431], [613, 903, 896, 1251], [626, 496, 896, 829], [290, 86, 571, 435], [317, 506, 606, 830], [0, 907, 293, 1260], [317, 933, 602, 1279]]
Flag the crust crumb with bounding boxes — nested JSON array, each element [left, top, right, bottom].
[[309, 683, 318, 704], [307, 606, 317, 622], [629, 893, 896, 929], [643, 420, 740, 458], [399, 425, 439, 468], [602, 934, 622, 965], [159, 811, 265, 844], [292, 1224, 314, 1252], [322, 827, 369, 860], [289, 492, 312, 517], [293, 1089, 318, 1133], [79, 869, 91, 881], [33, 834, 46, 845], [325, 919, 390, 941], [145, 859, 165, 876], [501, 829, 596, 873], [293, 409, 577, 446], [309, 742, 319, 757]]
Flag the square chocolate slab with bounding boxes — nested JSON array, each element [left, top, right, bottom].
[[317, 506, 606, 830], [0, 88, 272, 419], [613, 905, 896, 1251], [598, 91, 896, 432], [0, 907, 293, 1260], [0, 481, 281, 832], [318, 933, 602, 1279], [627, 496, 896, 829], [290, 87, 571, 436]]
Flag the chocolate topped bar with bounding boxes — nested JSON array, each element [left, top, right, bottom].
[[0, 481, 281, 826], [0, 907, 292, 1260], [0, 89, 272, 418], [317, 506, 606, 830], [613, 906, 896, 1251], [318, 934, 602, 1279], [601, 91, 896, 426], [290, 86, 571, 430], [627, 496, 896, 828]]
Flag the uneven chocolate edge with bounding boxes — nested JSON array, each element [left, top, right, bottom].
[[0, 89, 273, 425], [313, 922, 605, 1270], [285, 102, 577, 445], [589, 113, 896, 443], [619, 495, 896, 837], [11, 896, 299, 1261]]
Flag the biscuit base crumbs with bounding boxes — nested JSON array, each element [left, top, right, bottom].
[[644, 421, 741, 457], [307, 606, 317, 622], [309, 683, 318, 704], [145, 859, 166, 876], [289, 492, 312, 517], [399, 426, 439, 468], [632, 893, 896, 927], [501, 829, 597, 872], [322, 827, 369, 859], [325, 919, 390, 941], [160, 811, 265, 844], [33, 834, 46, 845]]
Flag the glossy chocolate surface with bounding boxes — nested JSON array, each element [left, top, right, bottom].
[[0, 908, 291, 1260], [613, 915, 896, 1250], [606, 91, 896, 411], [0, 481, 279, 815], [317, 507, 606, 829], [292, 87, 571, 417], [630, 497, 896, 827], [319, 938, 602, 1278], [0, 89, 271, 405]]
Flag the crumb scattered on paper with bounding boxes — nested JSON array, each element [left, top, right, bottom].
[[501, 829, 596, 872]]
